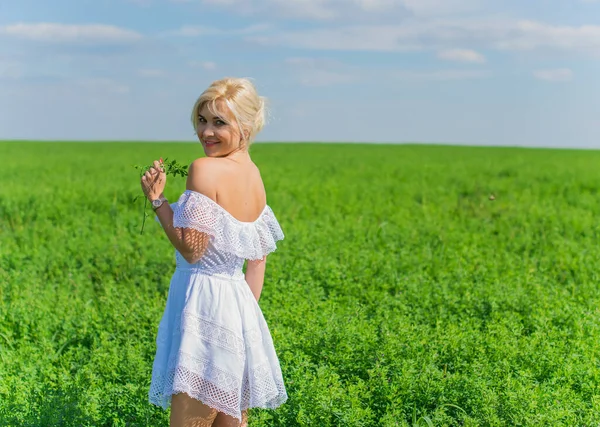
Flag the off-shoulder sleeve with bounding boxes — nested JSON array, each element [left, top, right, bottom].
[[170, 190, 284, 260]]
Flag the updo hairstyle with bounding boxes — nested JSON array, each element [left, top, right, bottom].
[[190, 77, 267, 146]]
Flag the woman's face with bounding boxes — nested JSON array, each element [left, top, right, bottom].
[[196, 100, 244, 157]]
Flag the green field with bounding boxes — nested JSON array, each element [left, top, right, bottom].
[[1, 141, 600, 426]]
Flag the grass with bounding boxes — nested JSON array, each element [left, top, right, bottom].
[[1, 141, 600, 426]]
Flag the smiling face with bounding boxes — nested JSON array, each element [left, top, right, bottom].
[[196, 99, 245, 157]]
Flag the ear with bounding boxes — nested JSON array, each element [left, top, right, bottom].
[[242, 128, 250, 141]]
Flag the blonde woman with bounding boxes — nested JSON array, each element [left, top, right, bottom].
[[141, 77, 287, 427]]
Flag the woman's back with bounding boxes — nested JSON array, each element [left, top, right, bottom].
[[211, 158, 267, 224]]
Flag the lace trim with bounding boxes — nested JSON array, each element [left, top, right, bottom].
[[149, 351, 288, 421], [181, 310, 262, 359], [171, 190, 285, 260], [156, 310, 264, 358]]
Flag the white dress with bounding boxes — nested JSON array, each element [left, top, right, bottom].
[[148, 189, 288, 421]]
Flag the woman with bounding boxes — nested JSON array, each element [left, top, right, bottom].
[[141, 77, 287, 427]]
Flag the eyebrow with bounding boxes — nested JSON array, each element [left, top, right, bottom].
[[198, 114, 227, 122]]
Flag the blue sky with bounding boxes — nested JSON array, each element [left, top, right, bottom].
[[1, 0, 599, 147]]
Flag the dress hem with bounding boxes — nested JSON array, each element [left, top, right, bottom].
[[149, 386, 288, 422], [149, 354, 288, 421]]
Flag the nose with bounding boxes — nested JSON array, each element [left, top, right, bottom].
[[200, 123, 215, 138]]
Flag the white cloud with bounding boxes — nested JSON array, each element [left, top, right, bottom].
[[0, 23, 142, 44], [294, 69, 357, 86], [165, 23, 270, 37], [393, 69, 490, 81], [76, 78, 130, 94], [493, 20, 600, 53], [284, 57, 357, 86], [285, 57, 342, 68], [437, 48, 485, 63], [250, 26, 422, 52], [284, 56, 489, 86], [171, 0, 480, 20], [138, 68, 166, 77], [0, 59, 22, 79], [533, 68, 573, 82], [248, 19, 600, 57], [399, 0, 480, 17], [355, 0, 397, 12], [188, 61, 217, 70], [168, 25, 222, 37], [191, 0, 338, 20]]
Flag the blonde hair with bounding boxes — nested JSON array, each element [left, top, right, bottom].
[[190, 77, 267, 146]]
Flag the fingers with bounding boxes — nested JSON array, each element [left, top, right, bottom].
[[144, 162, 163, 178], [141, 170, 155, 190], [141, 173, 151, 190], [140, 159, 166, 195], [151, 160, 165, 176]]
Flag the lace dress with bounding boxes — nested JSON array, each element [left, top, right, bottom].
[[148, 190, 288, 421]]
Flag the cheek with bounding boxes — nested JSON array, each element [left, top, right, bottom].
[[216, 128, 233, 141]]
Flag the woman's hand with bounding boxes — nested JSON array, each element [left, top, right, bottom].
[[141, 160, 166, 200]]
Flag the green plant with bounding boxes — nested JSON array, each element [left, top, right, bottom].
[[133, 157, 189, 234], [2, 141, 600, 426]]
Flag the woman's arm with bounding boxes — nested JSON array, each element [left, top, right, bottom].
[[154, 201, 211, 264], [245, 256, 267, 302], [145, 158, 216, 264]]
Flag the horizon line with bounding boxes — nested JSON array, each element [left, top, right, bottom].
[[0, 139, 599, 151]]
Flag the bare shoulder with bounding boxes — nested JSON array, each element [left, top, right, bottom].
[[186, 157, 225, 199], [188, 156, 224, 173]]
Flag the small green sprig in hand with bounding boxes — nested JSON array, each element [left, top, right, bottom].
[[133, 157, 189, 235], [134, 157, 189, 179], [160, 157, 190, 178]]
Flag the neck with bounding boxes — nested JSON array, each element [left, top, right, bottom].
[[223, 147, 251, 163]]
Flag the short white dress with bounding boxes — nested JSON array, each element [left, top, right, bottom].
[[148, 189, 288, 421]]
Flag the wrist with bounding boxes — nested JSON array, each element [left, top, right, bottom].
[[149, 194, 168, 211], [147, 193, 164, 202]]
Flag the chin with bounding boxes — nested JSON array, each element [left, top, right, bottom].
[[201, 143, 217, 154]]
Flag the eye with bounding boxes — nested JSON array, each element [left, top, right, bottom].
[[198, 116, 206, 123], [215, 119, 226, 126]]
